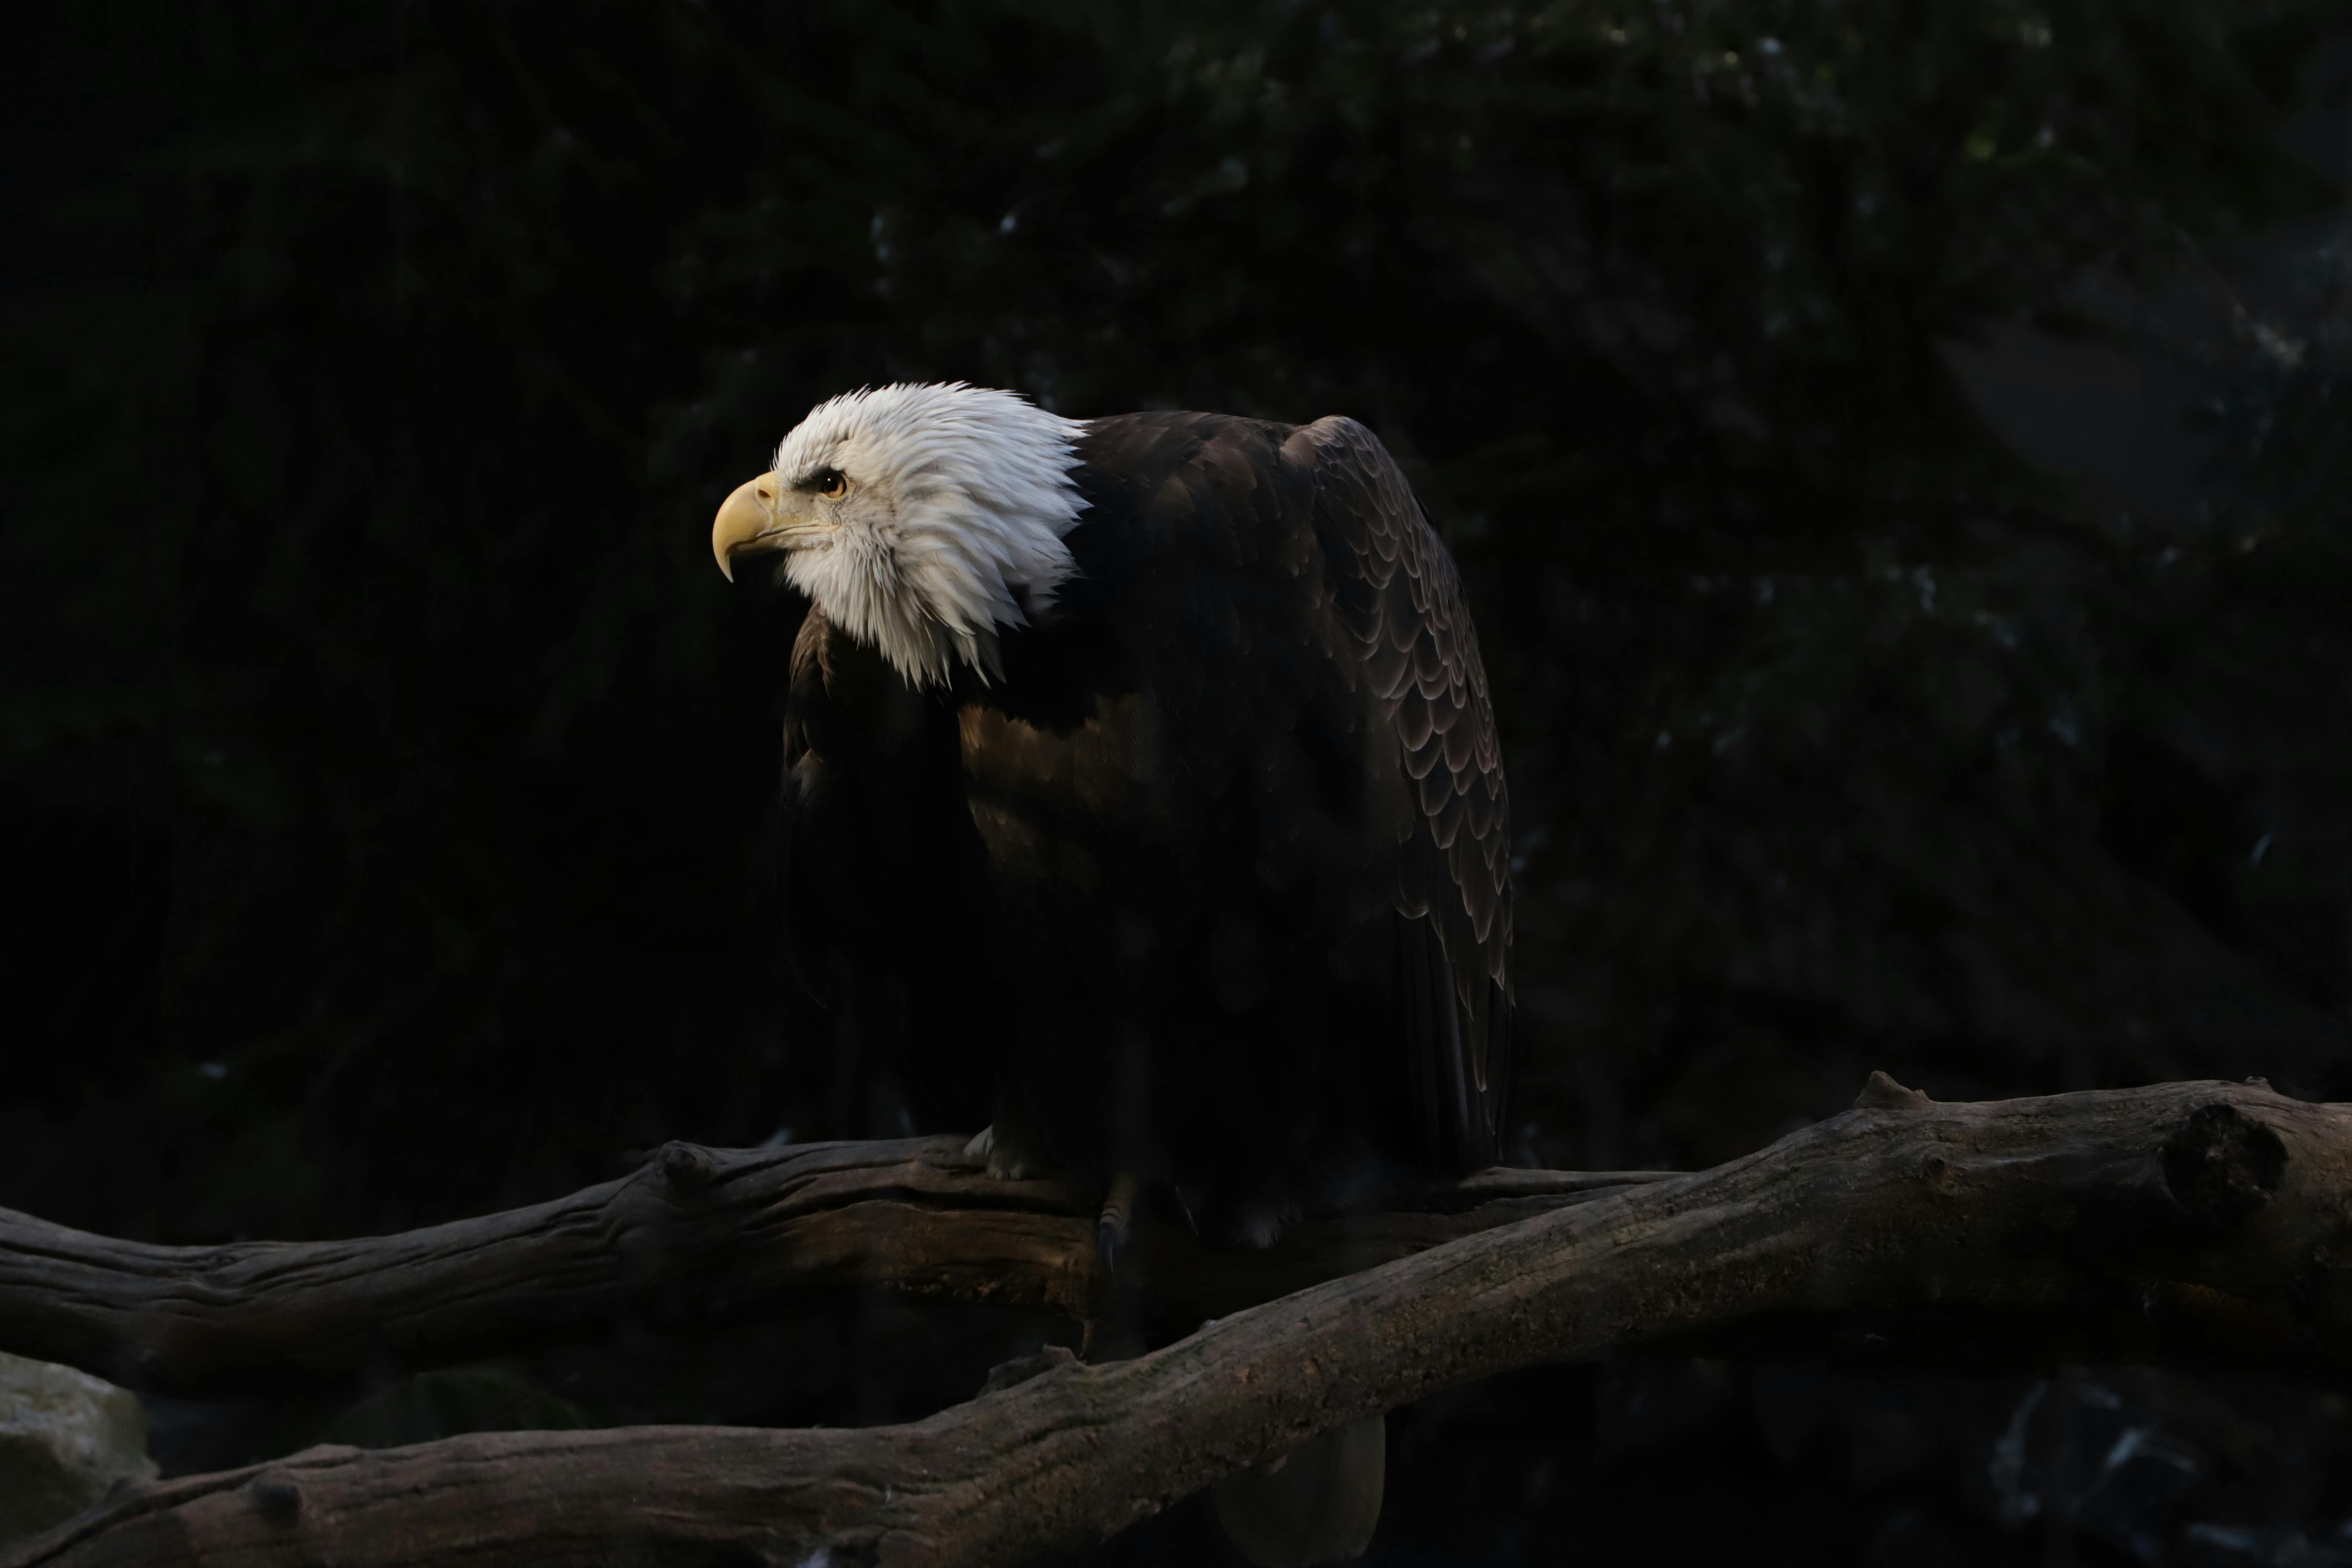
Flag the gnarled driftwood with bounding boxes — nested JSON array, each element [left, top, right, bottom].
[[7, 1077, 2347, 1568], [0, 1134, 1660, 1397]]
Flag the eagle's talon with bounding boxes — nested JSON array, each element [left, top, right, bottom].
[[1096, 1216, 1121, 1274], [1096, 1171, 1140, 1274]]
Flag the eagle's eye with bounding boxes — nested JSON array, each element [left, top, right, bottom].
[[812, 469, 848, 500]]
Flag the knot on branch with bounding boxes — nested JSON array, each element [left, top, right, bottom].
[[980, 1344, 1078, 1395], [2162, 1103, 2286, 1231], [657, 1141, 721, 1193], [242, 1473, 302, 1523], [1853, 1071, 1932, 1113]]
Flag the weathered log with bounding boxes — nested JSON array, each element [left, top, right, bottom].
[[9, 1079, 2347, 1568], [0, 1131, 1663, 1397]]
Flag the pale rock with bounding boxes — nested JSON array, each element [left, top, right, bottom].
[[0, 1350, 157, 1544]]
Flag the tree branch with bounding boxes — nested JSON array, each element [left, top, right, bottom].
[[0, 1130, 1661, 1397], [8, 1079, 2349, 1568]]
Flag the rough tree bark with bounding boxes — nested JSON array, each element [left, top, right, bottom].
[[0, 1134, 1661, 1396], [5, 1078, 2343, 1568]]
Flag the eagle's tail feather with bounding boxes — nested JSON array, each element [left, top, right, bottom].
[[1396, 913, 1511, 1176], [1211, 1415, 1387, 1566]]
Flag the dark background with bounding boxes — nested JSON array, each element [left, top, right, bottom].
[[5, 2, 2351, 1562]]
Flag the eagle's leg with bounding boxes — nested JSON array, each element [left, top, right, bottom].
[[1211, 1415, 1387, 1566], [1095, 1169, 1140, 1272]]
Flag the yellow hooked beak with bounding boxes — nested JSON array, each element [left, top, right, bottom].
[[711, 472, 827, 581]]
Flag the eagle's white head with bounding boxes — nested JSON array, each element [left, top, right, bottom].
[[710, 382, 1088, 686]]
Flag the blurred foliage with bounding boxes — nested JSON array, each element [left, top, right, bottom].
[[0, 0, 2344, 1258]]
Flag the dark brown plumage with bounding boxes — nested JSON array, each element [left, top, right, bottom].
[[776, 409, 1511, 1243]]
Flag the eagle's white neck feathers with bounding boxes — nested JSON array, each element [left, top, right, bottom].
[[772, 383, 1087, 687]]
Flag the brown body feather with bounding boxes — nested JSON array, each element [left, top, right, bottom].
[[779, 411, 1512, 1240]]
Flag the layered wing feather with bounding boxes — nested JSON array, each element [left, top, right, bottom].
[[778, 407, 1515, 1206], [1286, 416, 1514, 1171]]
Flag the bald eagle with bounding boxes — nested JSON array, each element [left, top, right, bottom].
[[713, 384, 1513, 1247]]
